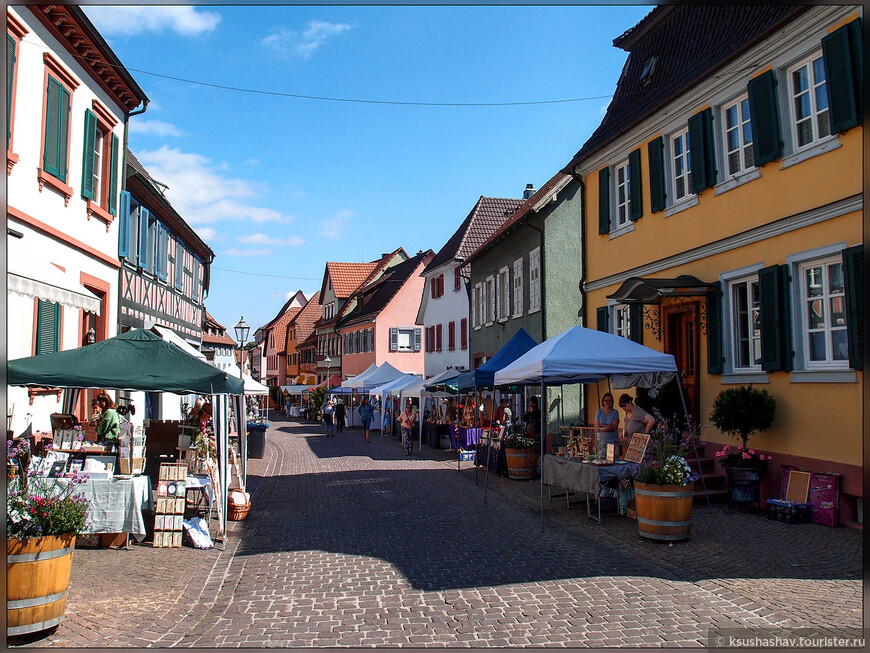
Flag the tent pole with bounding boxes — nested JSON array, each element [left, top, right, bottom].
[[483, 389, 496, 504], [474, 386, 479, 486], [540, 380, 546, 532], [674, 377, 710, 509]]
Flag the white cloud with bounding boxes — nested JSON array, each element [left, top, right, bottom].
[[195, 226, 219, 242], [83, 7, 221, 37], [244, 158, 259, 167], [262, 20, 352, 59], [128, 119, 184, 138], [318, 210, 354, 240], [135, 146, 293, 226], [223, 248, 271, 258], [238, 233, 304, 247]]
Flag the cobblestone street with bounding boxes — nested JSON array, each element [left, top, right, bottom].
[[25, 417, 863, 648]]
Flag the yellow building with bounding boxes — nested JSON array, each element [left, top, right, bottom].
[[564, 6, 863, 525]]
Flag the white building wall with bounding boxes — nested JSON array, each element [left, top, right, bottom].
[[420, 262, 470, 378], [7, 7, 127, 434]]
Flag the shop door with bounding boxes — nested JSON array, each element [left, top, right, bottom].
[[663, 302, 700, 421]]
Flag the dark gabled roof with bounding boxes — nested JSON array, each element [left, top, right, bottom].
[[337, 250, 432, 328], [563, 5, 806, 169], [425, 197, 523, 273], [464, 172, 570, 265]]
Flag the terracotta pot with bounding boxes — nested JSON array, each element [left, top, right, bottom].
[[7, 534, 76, 636], [634, 481, 693, 542]]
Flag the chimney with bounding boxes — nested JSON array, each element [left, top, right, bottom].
[[523, 183, 535, 200]]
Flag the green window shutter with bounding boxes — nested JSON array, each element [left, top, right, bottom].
[[747, 71, 782, 166], [7, 34, 15, 147], [36, 300, 60, 355], [138, 207, 150, 268], [43, 77, 63, 179], [688, 108, 716, 193], [648, 136, 666, 213], [598, 167, 610, 235], [759, 264, 792, 372], [108, 133, 119, 215], [118, 190, 131, 259], [596, 306, 609, 332], [628, 148, 643, 221], [629, 304, 643, 344], [842, 244, 863, 370], [81, 109, 97, 200], [847, 19, 863, 118], [706, 282, 723, 375], [57, 85, 70, 183], [822, 22, 861, 133]]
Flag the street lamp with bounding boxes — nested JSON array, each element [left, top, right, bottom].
[[234, 317, 250, 381], [324, 355, 332, 385]]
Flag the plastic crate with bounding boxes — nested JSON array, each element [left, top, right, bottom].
[[766, 499, 811, 524]]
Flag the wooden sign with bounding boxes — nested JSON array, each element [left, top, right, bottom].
[[623, 433, 651, 464], [785, 470, 812, 504]]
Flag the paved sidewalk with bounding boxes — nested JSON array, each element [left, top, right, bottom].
[[20, 416, 862, 648]]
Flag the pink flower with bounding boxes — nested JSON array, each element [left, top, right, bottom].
[[738, 445, 744, 450], [748, 449, 756, 455], [741, 452, 751, 459]]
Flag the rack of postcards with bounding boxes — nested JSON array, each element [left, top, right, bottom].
[[154, 463, 187, 548]]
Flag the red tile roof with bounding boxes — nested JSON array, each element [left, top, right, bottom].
[[325, 262, 379, 298], [272, 307, 302, 354], [293, 291, 321, 345], [464, 172, 571, 264], [202, 310, 237, 346]]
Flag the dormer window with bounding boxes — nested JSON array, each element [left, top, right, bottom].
[[640, 56, 657, 86]]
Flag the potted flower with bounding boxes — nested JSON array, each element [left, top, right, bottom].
[[503, 431, 540, 480], [709, 385, 776, 508], [7, 438, 90, 637], [632, 433, 696, 542]]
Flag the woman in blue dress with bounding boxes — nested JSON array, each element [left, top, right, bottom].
[[594, 392, 620, 458]]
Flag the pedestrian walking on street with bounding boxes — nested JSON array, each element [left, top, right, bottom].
[[399, 400, 416, 455], [334, 399, 346, 432], [359, 397, 374, 443], [323, 400, 335, 436]]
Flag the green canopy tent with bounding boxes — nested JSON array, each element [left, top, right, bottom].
[[7, 329, 245, 547]]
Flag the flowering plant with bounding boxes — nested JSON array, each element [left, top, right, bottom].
[[633, 427, 697, 486], [7, 438, 91, 540], [713, 444, 772, 470], [503, 431, 539, 450]]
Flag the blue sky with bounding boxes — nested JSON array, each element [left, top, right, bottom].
[[82, 4, 653, 337]]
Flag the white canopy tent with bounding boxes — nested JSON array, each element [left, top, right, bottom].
[[493, 325, 687, 528], [224, 362, 269, 395], [339, 363, 380, 389], [151, 325, 207, 361], [348, 362, 406, 389], [281, 384, 312, 395], [399, 369, 460, 451]]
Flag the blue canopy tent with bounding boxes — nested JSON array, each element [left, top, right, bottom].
[[492, 325, 710, 527], [454, 328, 538, 391]]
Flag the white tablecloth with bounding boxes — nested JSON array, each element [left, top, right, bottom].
[[49, 476, 153, 540]]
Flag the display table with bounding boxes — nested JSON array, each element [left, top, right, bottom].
[[543, 455, 637, 523], [288, 406, 304, 417], [422, 422, 450, 449], [449, 426, 482, 450], [47, 476, 153, 540]]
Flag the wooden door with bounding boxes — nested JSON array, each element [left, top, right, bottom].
[[664, 302, 700, 421]]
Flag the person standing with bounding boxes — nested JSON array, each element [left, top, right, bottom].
[[334, 399, 346, 433], [618, 394, 655, 441], [399, 400, 416, 456], [95, 392, 120, 451], [499, 398, 513, 436], [323, 400, 335, 437], [523, 397, 542, 436], [594, 392, 621, 458], [359, 397, 374, 443]]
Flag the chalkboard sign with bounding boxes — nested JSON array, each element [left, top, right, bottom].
[[623, 433, 651, 464]]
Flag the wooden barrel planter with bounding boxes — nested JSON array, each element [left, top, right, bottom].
[[505, 448, 538, 480], [633, 482, 694, 542], [7, 534, 76, 636]]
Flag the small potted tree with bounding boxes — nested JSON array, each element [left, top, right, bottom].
[[709, 385, 776, 508]]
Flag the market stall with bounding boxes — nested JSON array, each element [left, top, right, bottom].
[[7, 329, 245, 547], [341, 363, 406, 430], [493, 325, 684, 528], [399, 369, 459, 451]]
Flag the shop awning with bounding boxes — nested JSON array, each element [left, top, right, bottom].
[[606, 275, 716, 303], [7, 248, 101, 314], [294, 373, 316, 385], [281, 384, 311, 395], [312, 374, 343, 389]]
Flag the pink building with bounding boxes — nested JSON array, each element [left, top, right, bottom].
[[337, 250, 434, 378]]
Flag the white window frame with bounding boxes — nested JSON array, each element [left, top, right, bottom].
[[721, 94, 755, 178], [512, 258, 523, 317], [797, 254, 849, 370], [395, 326, 416, 352], [612, 304, 631, 340], [787, 51, 831, 152], [670, 126, 694, 204], [498, 267, 510, 321], [728, 274, 763, 373], [485, 275, 495, 326], [528, 248, 541, 313], [614, 160, 631, 229]]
